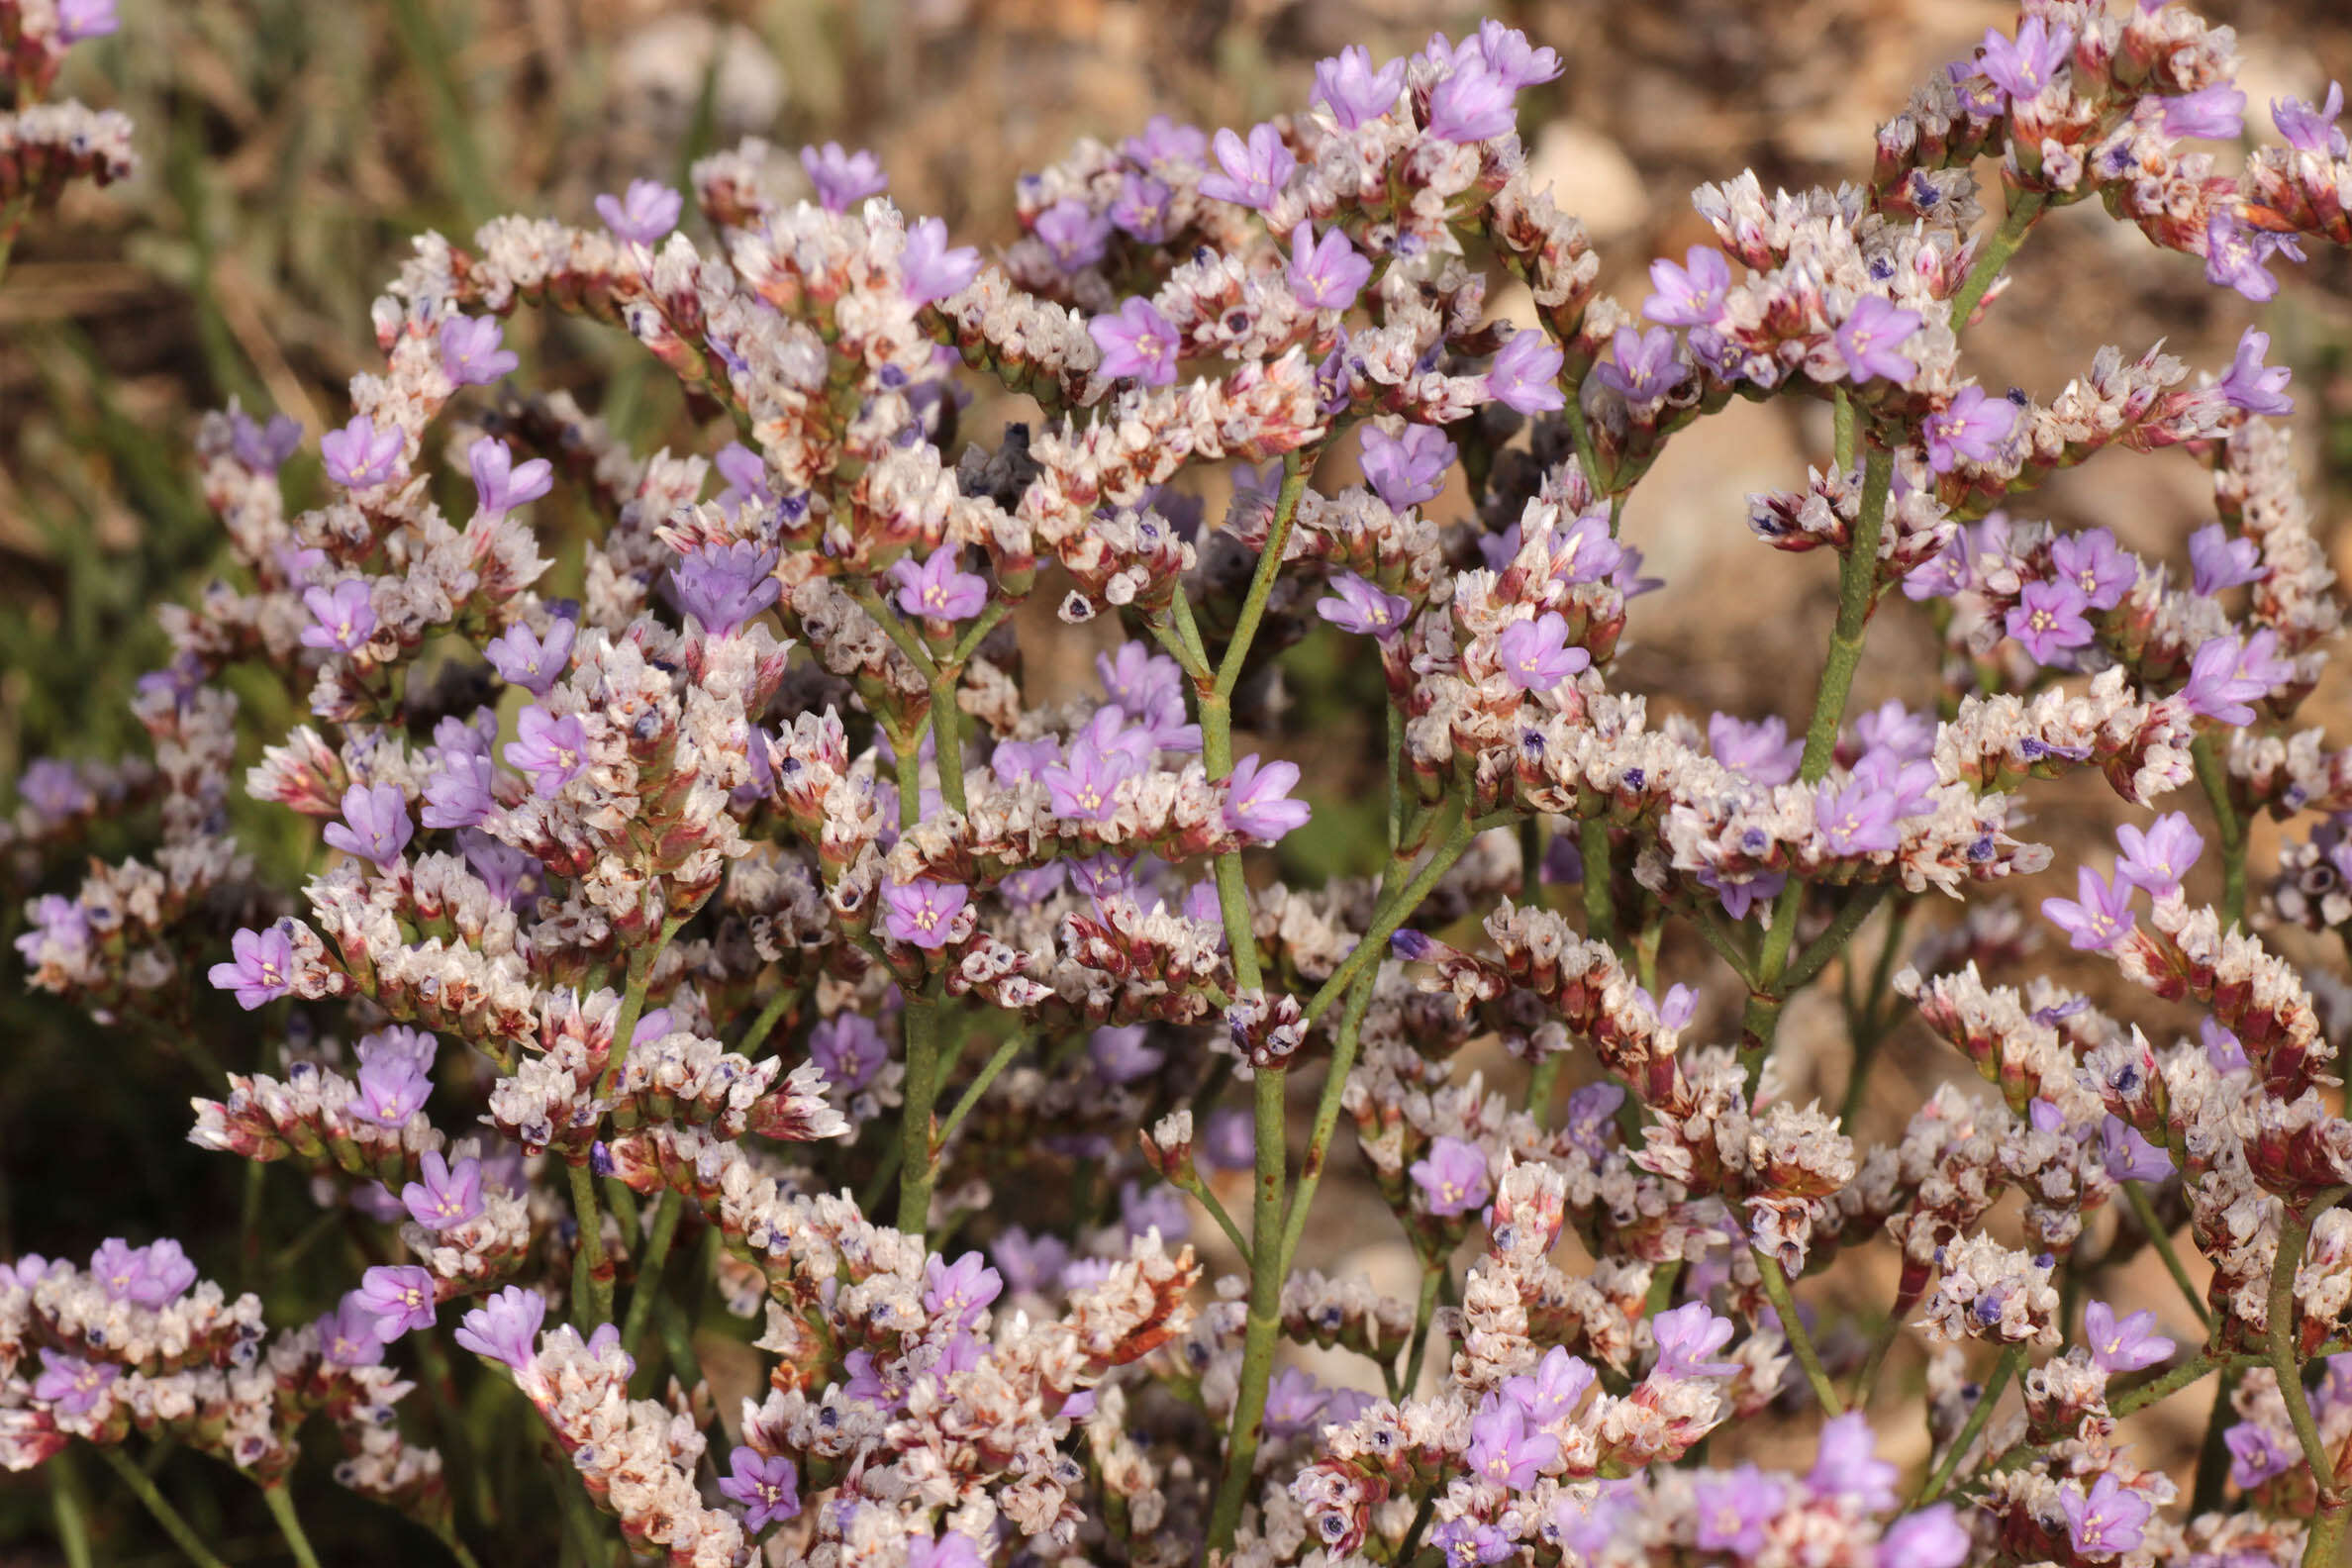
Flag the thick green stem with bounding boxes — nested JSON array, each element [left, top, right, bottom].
[[1916, 1344, 2019, 1503], [566, 1161, 614, 1326], [95, 1446, 230, 1568], [1832, 388, 1856, 471], [1947, 188, 2047, 331], [1524, 1055, 1562, 1125], [2193, 735, 2247, 929], [259, 1484, 324, 1568], [49, 1447, 95, 1568], [895, 982, 946, 1237], [1752, 1249, 1843, 1416], [1580, 817, 1617, 947], [2120, 1180, 2212, 1328], [2270, 1189, 2349, 1493], [621, 1191, 684, 1358], [1216, 453, 1309, 699], [930, 669, 968, 815]]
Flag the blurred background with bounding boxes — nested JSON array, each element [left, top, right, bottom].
[[5, 0, 2352, 1559]]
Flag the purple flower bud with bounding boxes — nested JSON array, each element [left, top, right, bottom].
[[1977, 17, 2073, 102], [1485, 330, 1566, 414], [2049, 528, 2135, 610], [300, 579, 377, 652], [230, 410, 302, 472], [1315, 571, 1413, 637], [453, 1285, 544, 1370], [2189, 523, 2266, 597], [321, 414, 406, 490], [33, 1349, 118, 1415], [1424, 60, 1518, 144], [323, 781, 413, 867], [1409, 1134, 1492, 1218], [484, 615, 577, 697], [402, 1149, 485, 1230], [719, 1446, 802, 1529], [1921, 384, 2017, 472], [880, 878, 968, 949], [209, 924, 296, 1010], [1643, 245, 1732, 327], [505, 706, 589, 796], [2083, 1300, 2175, 1373], [1033, 197, 1112, 273], [1288, 222, 1372, 313], [2204, 211, 2292, 303], [1358, 424, 1454, 511], [468, 436, 554, 516], [799, 143, 887, 211], [439, 315, 518, 386], [1471, 21, 1562, 89], [1089, 296, 1182, 386], [353, 1265, 437, 1339], [1496, 612, 1591, 692], [1224, 754, 1311, 842], [1832, 296, 1922, 386], [902, 216, 981, 305], [2005, 577, 2095, 664], [1650, 1301, 1742, 1378], [2059, 1474, 2152, 1556], [2274, 82, 2348, 156], [1312, 46, 1406, 130], [2217, 327, 2294, 416], [1199, 124, 1295, 210], [2041, 865, 2136, 951], [889, 545, 990, 622], [669, 540, 782, 636], [2163, 82, 2246, 142], [595, 179, 682, 245]]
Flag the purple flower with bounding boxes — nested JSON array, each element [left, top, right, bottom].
[[322, 415, 405, 490], [1471, 21, 1562, 89], [56, 0, 119, 45], [1262, 1366, 1329, 1436], [2115, 811, 2204, 898], [1693, 1465, 1786, 1557], [1814, 776, 1902, 855], [595, 179, 682, 245], [2042, 865, 2136, 951], [1593, 326, 1684, 404], [1313, 46, 1406, 129], [1852, 700, 1935, 762], [323, 781, 413, 867], [484, 616, 576, 696], [809, 1014, 888, 1092], [1833, 296, 1922, 385], [34, 1350, 118, 1416], [1810, 1413, 1899, 1510], [454, 1286, 544, 1369], [402, 1149, 485, 1230], [1358, 424, 1454, 511], [301, 580, 377, 652], [1644, 245, 1732, 327], [1315, 571, 1413, 637], [350, 1054, 431, 1127], [2218, 327, 2294, 416], [1109, 172, 1174, 242], [2006, 577, 2095, 663], [2049, 528, 2135, 610], [1088, 296, 1182, 387], [320, 1297, 387, 1367], [902, 217, 981, 305], [1120, 1180, 1190, 1242], [1428, 1519, 1514, 1565], [2181, 634, 2264, 725], [889, 545, 990, 622], [2205, 1018, 2249, 1073], [1922, 384, 2018, 472], [1121, 115, 1207, 174], [1201, 1107, 1253, 1171], [2084, 1300, 2175, 1372], [1979, 18, 2073, 102], [1410, 1135, 1492, 1218], [17, 760, 88, 820], [1465, 1393, 1560, 1488], [2102, 1116, 2175, 1184], [1089, 1026, 1162, 1084], [714, 441, 773, 508], [2164, 82, 2246, 142], [209, 924, 296, 1009], [439, 315, 518, 386], [2274, 82, 2348, 156], [2204, 211, 2289, 303], [422, 753, 494, 830], [719, 1447, 802, 1529], [1496, 613, 1591, 692], [2060, 1474, 2152, 1556], [230, 410, 302, 471], [353, 1265, 437, 1339], [2189, 524, 2265, 597], [468, 436, 553, 516], [1043, 718, 1143, 822], [880, 878, 968, 949], [2227, 1417, 2299, 1488], [1877, 1507, 1972, 1568], [905, 1535, 983, 1568], [1199, 124, 1295, 209], [1505, 1346, 1596, 1423], [1424, 61, 1517, 144], [1288, 222, 1372, 312], [1710, 713, 1802, 785], [1651, 1301, 1741, 1379], [1225, 754, 1311, 842], [800, 143, 887, 211], [1485, 330, 1566, 414], [505, 706, 589, 795], [925, 1252, 1003, 1329], [1031, 199, 1110, 276], [991, 1226, 1072, 1295]]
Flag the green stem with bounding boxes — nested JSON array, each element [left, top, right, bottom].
[[896, 982, 945, 1237], [1779, 885, 1890, 993], [565, 1161, 614, 1326], [259, 1485, 323, 1568], [1832, 388, 1856, 472], [1838, 899, 1911, 1129], [1946, 188, 2047, 331], [930, 668, 968, 815], [1399, 1264, 1444, 1398], [621, 1191, 683, 1358], [934, 1031, 1026, 1149], [1175, 1168, 1253, 1264], [49, 1446, 96, 1568], [1216, 452, 1310, 699], [1273, 960, 1385, 1283], [419, 1333, 497, 1529], [2119, 1180, 2212, 1328], [1299, 804, 1474, 1028], [436, 1529, 489, 1568], [95, 1446, 230, 1568], [1916, 1345, 2019, 1503], [1524, 1055, 1562, 1126], [1752, 1249, 1843, 1416], [2192, 735, 2247, 929], [1580, 817, 1617, 948], [736, 983, 796, 1056], [2192, 1365, 2245, 1511], [2269, 1189, 2349, 1493], [1798, 442, 1892, 781]]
